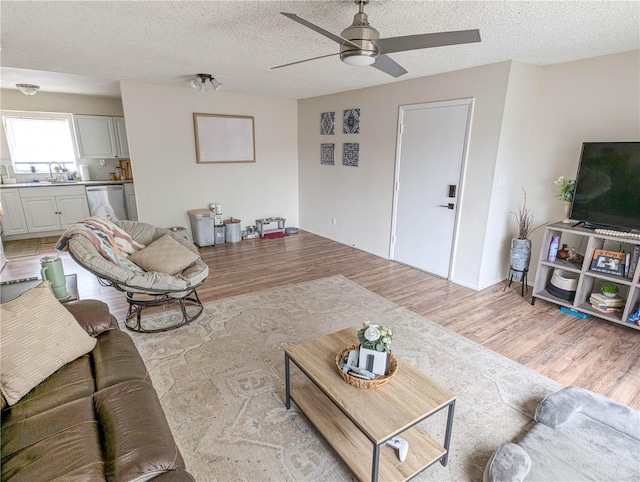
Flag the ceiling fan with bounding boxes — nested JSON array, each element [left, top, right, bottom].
[[272, 0, 481, 78]]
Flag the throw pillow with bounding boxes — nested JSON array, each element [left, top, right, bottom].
[[0, 281, 97, 406], [128, 233, 199, 275]]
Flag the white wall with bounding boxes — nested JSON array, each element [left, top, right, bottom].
[[119, 81, 299, 235], [298, 51, 639, 291], [522, 50, 640, 282], [298, 61, 512, 289], [481, 62, 542, 289]]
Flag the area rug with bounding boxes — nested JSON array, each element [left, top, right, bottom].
[[3, 238, 41, 258], [127, 275, 563, 481]]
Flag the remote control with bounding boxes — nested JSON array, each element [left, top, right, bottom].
[[385, 436, 409, 462]]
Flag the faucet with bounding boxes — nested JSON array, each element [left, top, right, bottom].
[[48, 162, 64, 182]]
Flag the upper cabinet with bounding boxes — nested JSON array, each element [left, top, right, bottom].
[[113, 117, 130, 158], [74, 115, 129, 159]]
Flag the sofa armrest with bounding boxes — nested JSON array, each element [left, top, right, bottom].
[[64, 300, 118, 337], [534, 386, 640, 438]]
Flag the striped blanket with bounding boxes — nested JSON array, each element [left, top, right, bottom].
[[56, 217, 146, 273]]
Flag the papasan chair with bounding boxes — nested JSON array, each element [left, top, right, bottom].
[[57, 217, 209, 333]]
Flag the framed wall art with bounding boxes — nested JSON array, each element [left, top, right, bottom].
[[343, 108, 360, 134], [321, 143, 335, 165], [321, 112, 335, 135], [343, 143, 359, 167], [193, 113, 255, 163]]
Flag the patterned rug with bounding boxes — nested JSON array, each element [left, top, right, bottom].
[[127, 275, 562, 481]]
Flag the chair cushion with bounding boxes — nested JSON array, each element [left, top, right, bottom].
[[129, 233, 200, 275], [0, 281, 97, 406]]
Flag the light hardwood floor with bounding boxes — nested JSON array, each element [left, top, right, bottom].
[[3, 230, 639, 409]]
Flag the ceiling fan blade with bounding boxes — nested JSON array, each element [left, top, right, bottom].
[[272, 53, 341, 70], [371, 54, 408, 78], [374, 29, 481, 55], [281, 12, 360, 49]]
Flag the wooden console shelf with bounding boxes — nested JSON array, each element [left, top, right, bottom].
[[532, 222, 640, 330]]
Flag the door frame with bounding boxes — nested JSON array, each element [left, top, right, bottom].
[[389, 98, 474, 280]]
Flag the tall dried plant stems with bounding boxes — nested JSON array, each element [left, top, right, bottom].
[[512, 189, 534, 239]]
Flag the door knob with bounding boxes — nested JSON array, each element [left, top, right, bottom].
[[438, 203, 455, 209]]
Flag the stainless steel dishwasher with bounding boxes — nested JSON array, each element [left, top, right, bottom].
[[85, 184, 128, 221]]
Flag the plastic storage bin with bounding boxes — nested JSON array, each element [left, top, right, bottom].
[[187, 209, 215, 247], [214, 226, 225, 244]]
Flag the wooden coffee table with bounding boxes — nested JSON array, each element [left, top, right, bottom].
[[284, 327, 456, 482]]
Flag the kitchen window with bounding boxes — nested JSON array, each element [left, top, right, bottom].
[[2, 112, 77, 174]]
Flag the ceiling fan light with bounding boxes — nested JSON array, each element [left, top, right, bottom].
[[16, 83, 40, 96], [341, 53, 376, 66]]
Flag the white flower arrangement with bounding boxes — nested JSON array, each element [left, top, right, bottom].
[[357, 321, 393, 354], [554, 176, 576, 203]]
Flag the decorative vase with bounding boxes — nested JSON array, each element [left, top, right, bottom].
[[562, 202, 572, 223], [510, 238, 532, 282]]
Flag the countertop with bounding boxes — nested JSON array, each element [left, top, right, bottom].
[[0, 180, 133, 189]]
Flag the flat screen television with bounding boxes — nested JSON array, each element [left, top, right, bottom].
[[570, 141, 640, 232]]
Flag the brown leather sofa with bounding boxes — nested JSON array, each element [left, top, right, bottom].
[[1, 300, 193, 481]]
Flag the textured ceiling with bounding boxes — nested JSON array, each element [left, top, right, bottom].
[[1, 1, 638, 100]]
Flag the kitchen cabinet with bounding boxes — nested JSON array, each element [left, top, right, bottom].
[[74, 115, 129, 159], [0, 189, 28, 235], [20, 186, 90, 233], [113, 117, 130, 157], [124, 183, 138, 221]]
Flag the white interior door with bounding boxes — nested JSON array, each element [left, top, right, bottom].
[[391, 99, 472, 278]]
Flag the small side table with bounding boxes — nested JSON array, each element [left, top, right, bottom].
[[0, 274, 79, 303], [504, 267, 528, 297]]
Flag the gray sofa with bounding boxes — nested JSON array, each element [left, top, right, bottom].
[[484, 386, 640, 481]]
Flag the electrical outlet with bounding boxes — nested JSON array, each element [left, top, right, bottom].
[[332, 217, 337, 225], [100, 159, 106, 166]]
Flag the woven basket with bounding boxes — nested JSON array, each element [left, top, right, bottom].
[[335, 344, 398, 389]]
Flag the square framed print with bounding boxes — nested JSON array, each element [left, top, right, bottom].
[[321, 143, 335, 165], [193, 113, 255, 163], [343, 108, 360, 134], [343, 143, 359, 167], [321, 112, 335, 135]]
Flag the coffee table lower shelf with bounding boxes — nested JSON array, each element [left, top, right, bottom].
[[291, 383, 447, 482]]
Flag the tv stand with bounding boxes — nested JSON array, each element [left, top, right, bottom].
[[532, 222, 640, 330]]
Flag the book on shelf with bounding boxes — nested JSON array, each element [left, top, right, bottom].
[[589, 302, 625, 312], [589, 298, 624, 309], [589, 249, 627, 277], [589, 292, 626, 306], [590, 304, 624, 314]]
